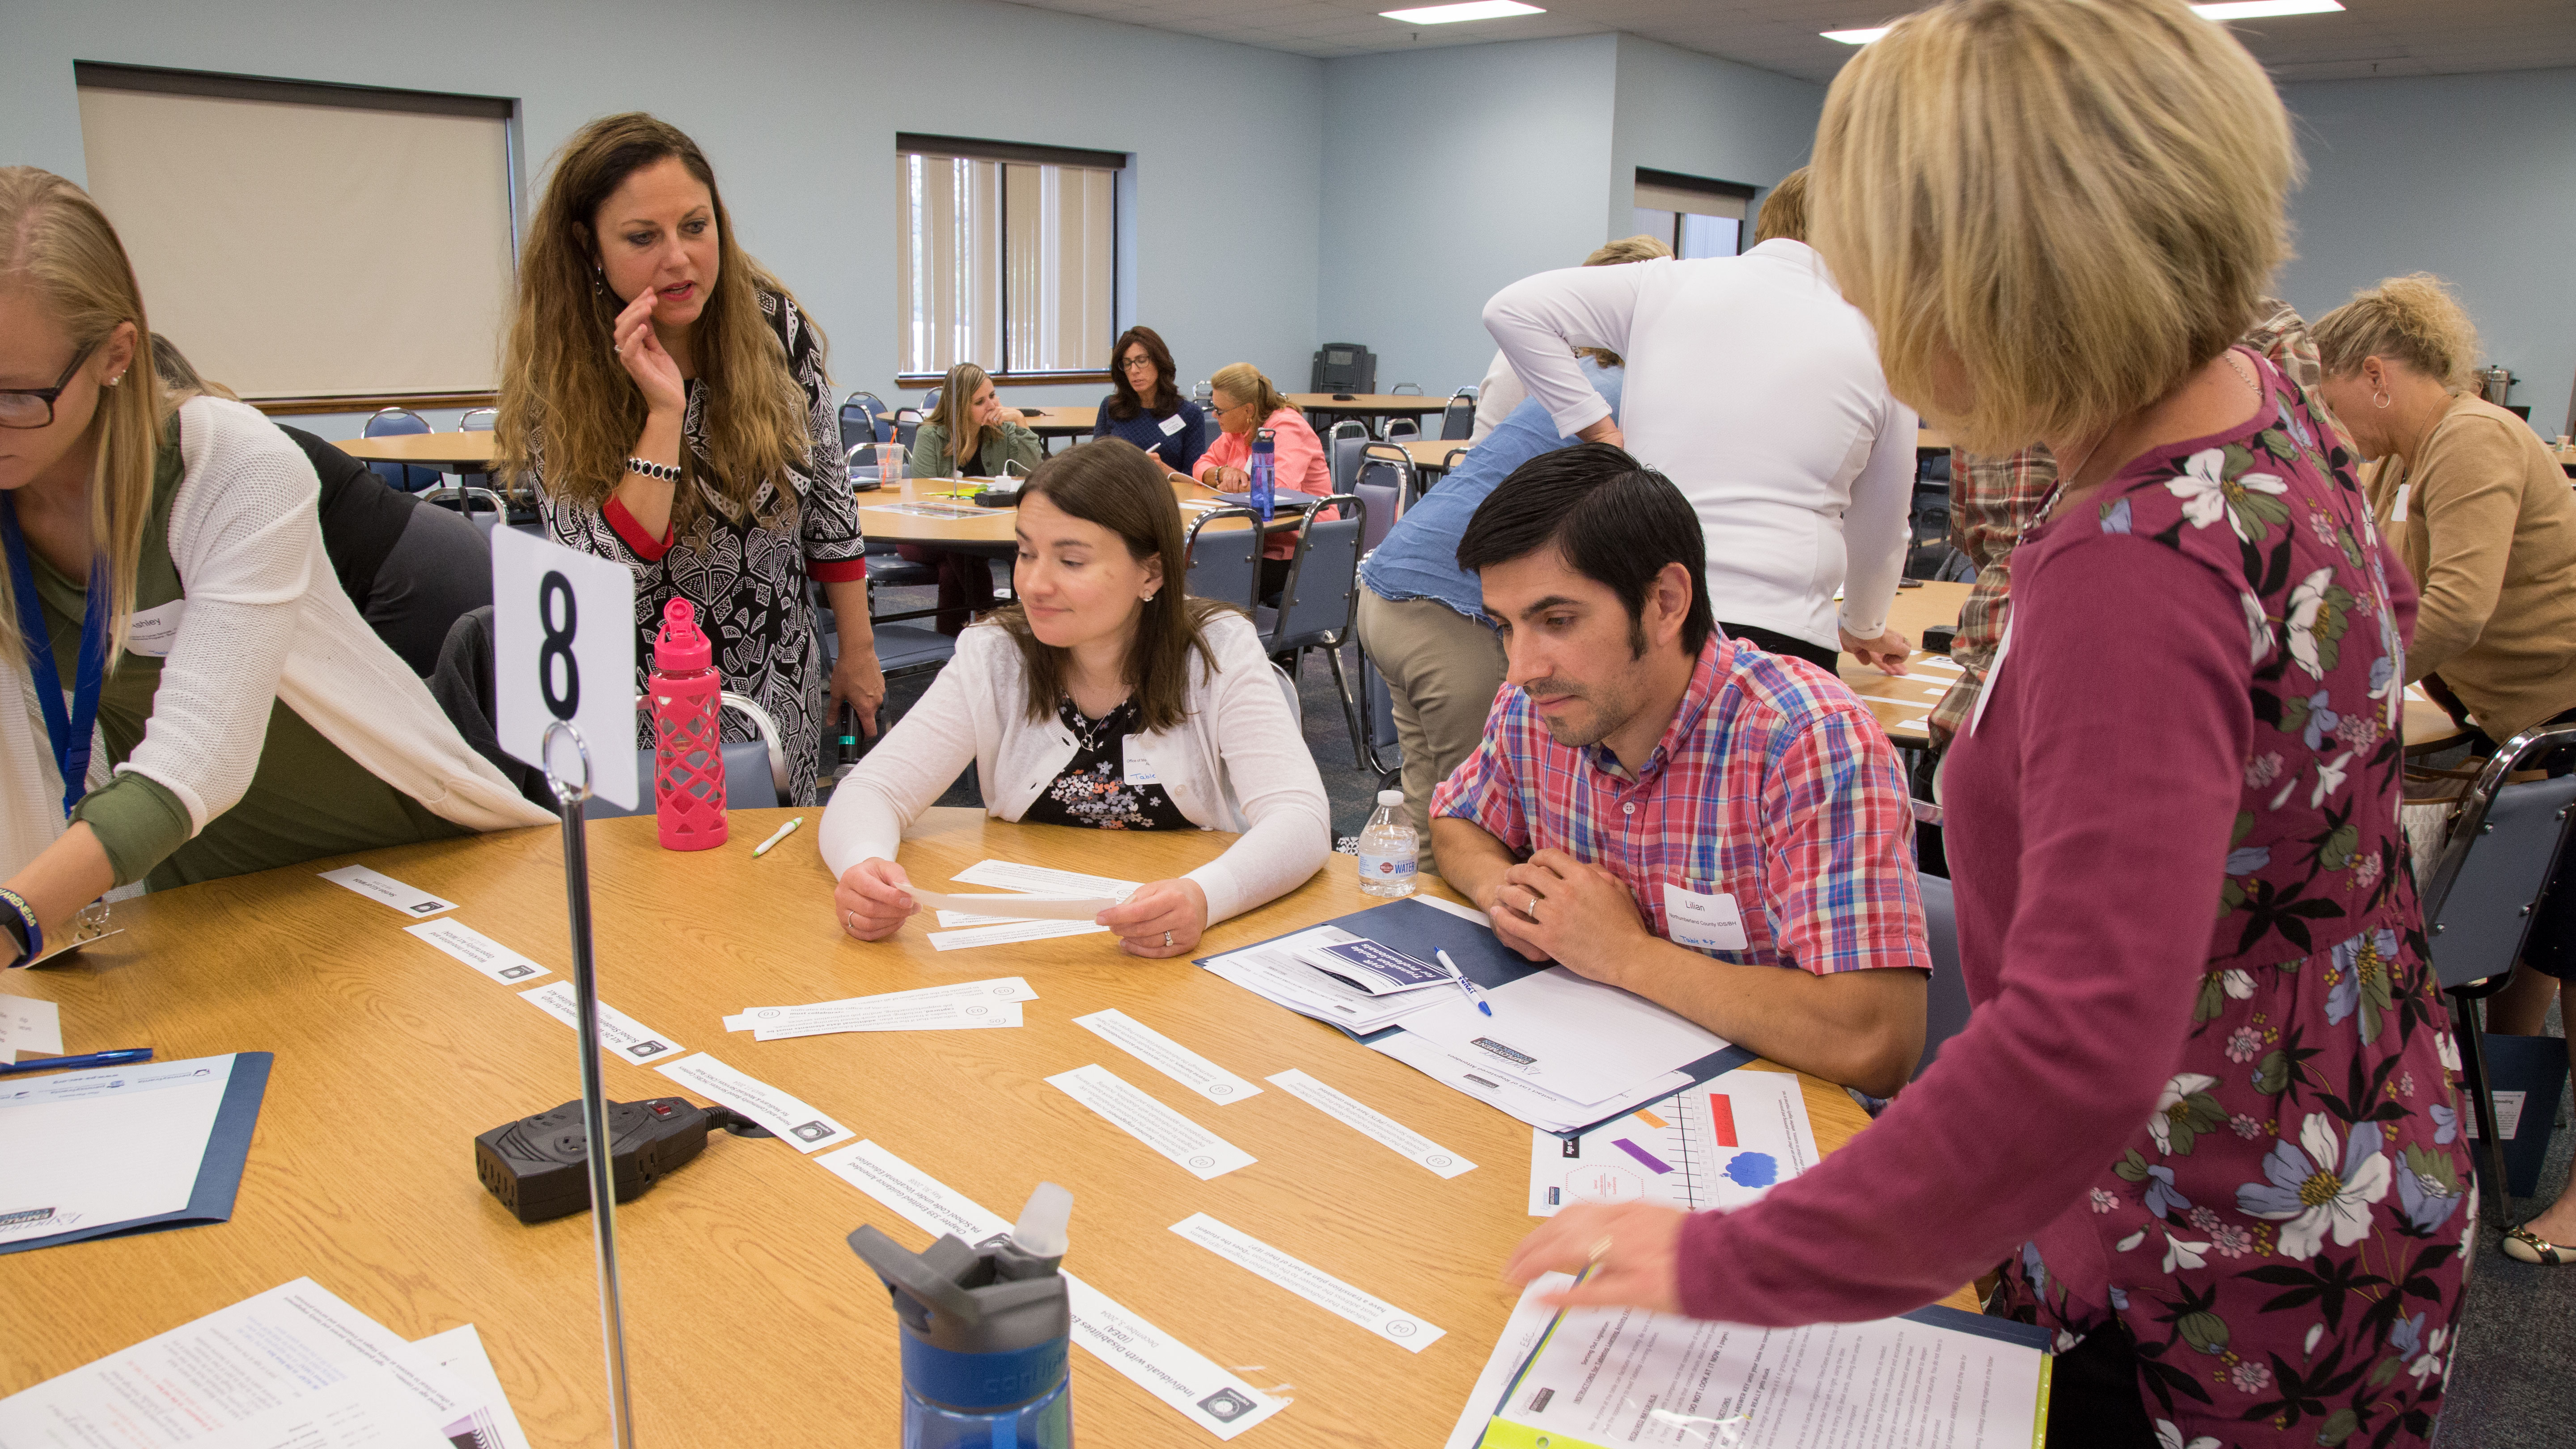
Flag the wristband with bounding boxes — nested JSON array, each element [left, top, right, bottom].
[[0, 886, 40, 970], [626, 456, 682, 483]]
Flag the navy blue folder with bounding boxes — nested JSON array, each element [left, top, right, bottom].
[[0, 1051, 273, 1256], [1199, 897, 1753, 1137]]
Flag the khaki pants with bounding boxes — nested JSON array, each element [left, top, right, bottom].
[[1354, 585, 1507, 870]]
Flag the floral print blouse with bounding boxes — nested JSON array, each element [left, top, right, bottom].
[[1017, 697, 1191, 831]]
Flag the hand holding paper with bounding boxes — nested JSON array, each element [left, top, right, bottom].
[[835, 857, 916, 940], [1096, 878, 1209, 958], [1502, 1200, 1685, 1313]]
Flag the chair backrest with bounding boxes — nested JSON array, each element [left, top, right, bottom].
[[1354, 445, 1414, 556], [457, 407, 498, 432], [1328, 428, 1370, 495], [2423, 737, 2576, 990], [364, 407, 440, 491], [843, 390, 890, 442], [1193, 379, 1213, 404], [838, 401, 876, 453], [921, 386, 942, 415], [1381, 419, 1417, 441], [1272, 662, 1302, 729], [1438, 392, 1476, 441], [1390, 382, 1423, 396], [1184, 506, 1264, 616], [1912, 873, 1973, 1080], [1268, 495, 1366, 654], [895, 408, 923, 450]]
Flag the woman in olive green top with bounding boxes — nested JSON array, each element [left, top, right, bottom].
[[2315, 271, 2576, 1265], [0, 168, 547, 968], [900, 361, 1042, 634]]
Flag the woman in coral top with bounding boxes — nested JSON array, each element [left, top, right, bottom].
[[1192, 362, 1333, 599]]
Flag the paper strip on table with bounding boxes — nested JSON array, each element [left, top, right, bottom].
[[405, 919, 550, 984], [909, 890, 1117, 921], [815, 1140, 1287, 1440], [931, 919, 1110, 951], [1045, 1064, 1254, 1179], [1073, 1009, 1263, 1104], [1170, 1212, 1445, 1352], [319, 864, 457, 918], [727, 977, 1036, 1032], [1266, 1068, 1473, 1178], [654, 1052, 853, 1152], [516, 982, 682, 1063], [950, 859, 1140, 897]]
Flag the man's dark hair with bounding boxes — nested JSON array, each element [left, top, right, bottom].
[[1455, 441, 1714, 658]]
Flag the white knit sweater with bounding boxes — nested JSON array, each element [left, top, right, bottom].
[[819, 611, 1331, 924], [1, 397, 553, 881]]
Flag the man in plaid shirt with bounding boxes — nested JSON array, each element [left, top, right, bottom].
[[1430, 445, 1932, 1098], [1929, 296, 2330, 744]]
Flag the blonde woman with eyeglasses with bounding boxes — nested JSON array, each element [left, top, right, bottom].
[[0, 168, 549, 969], [1505, 6, 2467, 1445]]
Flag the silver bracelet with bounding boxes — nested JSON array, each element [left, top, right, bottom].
[[626, 456, 681, 483]]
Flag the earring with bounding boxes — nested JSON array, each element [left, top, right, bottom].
[[2373, 390, 2390, 409], [105, 374, 122, 388], [593, 266, 605, 297], [1142, 592, 1158, 603]]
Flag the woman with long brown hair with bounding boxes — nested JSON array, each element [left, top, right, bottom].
[[902, 360, 1042, 634], [820, 439, 1328, 958], [0, 168, 548, 967], [497, 113, 880, 804], [1090, 326, 1206, 475]]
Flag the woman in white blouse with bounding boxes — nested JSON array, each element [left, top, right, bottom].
[[823, 439, 1330, 957]]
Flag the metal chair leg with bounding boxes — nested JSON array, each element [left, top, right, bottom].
[[1322, 639, 1384, 782], [2452, 992, 2512, 1226]]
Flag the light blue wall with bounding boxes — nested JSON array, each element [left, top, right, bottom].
[[1607, 36, 1825, 245], [0, 0, 1325, 439], [1314, 35, 1620, 398], [2275, 68, 2576, 440]]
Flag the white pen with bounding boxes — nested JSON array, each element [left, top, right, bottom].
[[1434, 948, 1493, 1017], [751, 816, 805, 857]]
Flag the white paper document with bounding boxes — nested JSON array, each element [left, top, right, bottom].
[[654, 1053, 852, 1152], [815, 1140, 1287, 1440], [0, 1053, 237, 1246], [0, 993, 63, 1062], [1370, 1027, 1693, 1136], [0, 1276, 476, 1448], [516, 982, 681, 1063], [929, 919, 1109, 952], [1045, 1064, 1254, 1179], [1399, 966, 1726, 1111], [318, 864, 457, 918], [1199, 926, 1451, 1034], [729, 978, 1038, 1037], [949, 859, 1140, 897], [1445, 1273, 1562, 1449], [1170, 1212, 1444, 1352], [908, 890, 1117, 922], [1473, 1279, 2049, 1449], [403, 919, 549, 984], [1267, 1068, 1474, 1178], [1527, 1069, 1817, 1216], [411, 1324, 532, 1449], [1073, 1009, 1262, 1103]]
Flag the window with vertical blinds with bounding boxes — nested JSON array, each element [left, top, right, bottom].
[[896, 135, 1120, 383], [1631, 168, 1754, 261]]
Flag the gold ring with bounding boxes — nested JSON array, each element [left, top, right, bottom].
[[1588, 1236, 1614, 1263]]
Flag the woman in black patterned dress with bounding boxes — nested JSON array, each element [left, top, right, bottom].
[[498, 113, 881, 805]]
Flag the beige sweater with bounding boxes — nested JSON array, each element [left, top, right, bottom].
[[2363, 394, 2576, 739]]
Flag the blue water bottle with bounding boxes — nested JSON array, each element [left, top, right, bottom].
[[1248, 427, 1276, 521], [849, 1183, 1074, 1449]]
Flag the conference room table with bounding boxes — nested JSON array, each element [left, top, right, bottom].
[[1397, 437, 1474, 483], [856, 472, 1301, 556], [1837, 577, 2466, 754], [0, 809, 1969, 1447], [335, 429, 500, 479]]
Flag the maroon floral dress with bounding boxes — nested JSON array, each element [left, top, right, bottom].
[[1985, 353, 2472, 1448]]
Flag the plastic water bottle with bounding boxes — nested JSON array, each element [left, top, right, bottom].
[[850, 1184, 1075, 1449], [649, 597, 727, 851], [1248, 427, 1276, 521], [1357, 788, 1418, 897]]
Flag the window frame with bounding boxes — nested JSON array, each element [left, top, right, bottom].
[[1631, 167, 1755, 260], [894, 133, 1124, 389]]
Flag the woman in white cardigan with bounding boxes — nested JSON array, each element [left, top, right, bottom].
[[0, 169, 550, 968], [825, 439, 1330, 958]]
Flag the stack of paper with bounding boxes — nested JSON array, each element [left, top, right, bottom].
[[1526, 1069, 1818, 1216], [1200, 925, 1459, 1034], [726, 978, 1038, 1038], [918, 860, 1140, 950], [0, 1277, 532, 1449], [0, 1052, 272, 1255]]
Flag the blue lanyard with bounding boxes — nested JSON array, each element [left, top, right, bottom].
[[0, 492, 108, 818]]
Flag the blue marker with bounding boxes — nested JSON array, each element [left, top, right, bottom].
[[1434, 949, 1492, 1017], [0, 1047, 153, 1077]]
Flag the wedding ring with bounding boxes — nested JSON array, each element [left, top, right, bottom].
[[1526, 892, 1542, 920], [1163, 930, 1174, 947]]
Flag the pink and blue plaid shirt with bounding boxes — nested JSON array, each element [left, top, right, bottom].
[[1431, 636, 1930, 977]]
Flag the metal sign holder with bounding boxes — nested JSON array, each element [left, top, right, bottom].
[[540, 718, 636, 1449]]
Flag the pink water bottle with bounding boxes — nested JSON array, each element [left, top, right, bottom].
[[650, 598, 727, 851]]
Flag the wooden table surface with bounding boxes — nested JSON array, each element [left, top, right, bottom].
[[335, 431, 498, 467], [1012, 406, 1099, 436], [0, 809, 1945, 1446], [856, 473, 1295, 553], [1837, 579, 2465, 751], [1288, 393, 1453, 418], [1399, 438, 1474, 474]]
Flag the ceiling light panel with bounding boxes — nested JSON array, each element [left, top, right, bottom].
[[1381, 2, 1547, 25]]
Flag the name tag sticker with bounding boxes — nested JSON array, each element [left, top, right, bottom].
[[1662, 882, 1747, 952], [1122, 737, 1160, 786], [125, 599, 186, 658], [2390, 484, 2410, 523], [1159, 413, 1188, 437]]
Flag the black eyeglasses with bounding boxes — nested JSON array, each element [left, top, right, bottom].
[[1119, 355, 1157, 371], [0, 342, 102, 430]]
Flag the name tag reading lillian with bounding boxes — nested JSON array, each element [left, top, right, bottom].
[[1662, 882, 1747, 953]]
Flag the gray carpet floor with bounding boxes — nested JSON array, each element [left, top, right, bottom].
[[852, 580, 2570, 1444]]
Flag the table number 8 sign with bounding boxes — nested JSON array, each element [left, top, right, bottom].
[[491, 529, 640, 809]]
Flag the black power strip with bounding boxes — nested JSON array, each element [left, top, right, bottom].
[[474, 1097, 769, 1224]]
